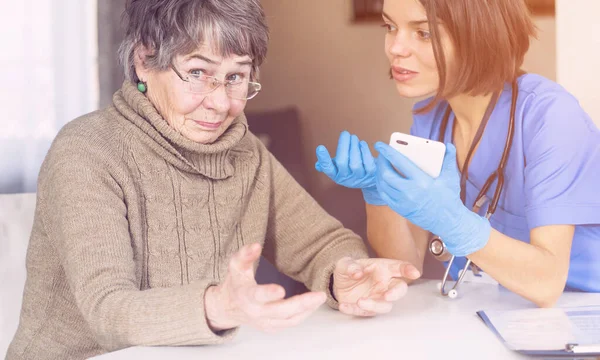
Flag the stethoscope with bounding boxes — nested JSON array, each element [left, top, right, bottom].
[[428, 80, 518, 298]]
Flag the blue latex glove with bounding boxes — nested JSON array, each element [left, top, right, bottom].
[[374, 142, 491, 257], [315, 131, 385, 205]]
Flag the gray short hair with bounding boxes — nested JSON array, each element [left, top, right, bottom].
[[118, 0, 269, 82]]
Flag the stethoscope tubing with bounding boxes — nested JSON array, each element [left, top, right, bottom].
[[431, 80, 519, 297]]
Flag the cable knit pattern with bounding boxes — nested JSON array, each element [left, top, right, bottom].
[[6, 81, 368, 360]]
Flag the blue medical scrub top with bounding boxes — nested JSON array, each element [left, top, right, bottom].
[[410, 74, 600, 292]]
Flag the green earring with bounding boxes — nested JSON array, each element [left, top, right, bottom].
[[137, 81, 147, 93]]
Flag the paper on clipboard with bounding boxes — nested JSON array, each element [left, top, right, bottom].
[[477, 305, 600, 356]]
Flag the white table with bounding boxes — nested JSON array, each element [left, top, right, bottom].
[[92, 279, 600, 360]]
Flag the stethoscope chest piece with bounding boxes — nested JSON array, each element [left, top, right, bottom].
[[429, 236, 451, 261]]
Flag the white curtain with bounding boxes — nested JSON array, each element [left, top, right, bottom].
[[0, 0, 98, 194]]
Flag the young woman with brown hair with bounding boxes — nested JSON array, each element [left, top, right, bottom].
[[316, 0, 600, 307]]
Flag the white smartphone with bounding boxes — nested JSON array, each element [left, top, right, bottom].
[[389, 132, 446, 178]]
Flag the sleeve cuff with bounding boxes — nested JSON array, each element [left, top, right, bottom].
[[194, 282, 240, 344], [526, 204, 600, 229], [310, 246, 369, 310], [329, 274, 338, 302], [156, 280, 240, 346]]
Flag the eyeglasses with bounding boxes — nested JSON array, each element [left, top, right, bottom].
[[171, 63, 262, 100]]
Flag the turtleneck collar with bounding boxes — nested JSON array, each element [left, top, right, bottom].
[[113, 80, 248, 179]]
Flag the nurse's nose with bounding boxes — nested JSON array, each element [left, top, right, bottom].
[[389, 33, 412, 58]]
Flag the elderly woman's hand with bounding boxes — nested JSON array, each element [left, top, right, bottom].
[[333, 257, 421, 317], [204, 243, 327, 333]]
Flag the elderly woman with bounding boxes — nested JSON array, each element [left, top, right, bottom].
[[7, 1, 420, 359]]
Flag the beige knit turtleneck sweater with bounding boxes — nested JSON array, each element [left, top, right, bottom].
[[7, 81, 368, 360]]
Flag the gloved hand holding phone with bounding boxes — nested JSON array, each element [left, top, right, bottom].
[[374, 141, 491, 257]]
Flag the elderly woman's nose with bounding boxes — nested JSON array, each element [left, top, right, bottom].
[[204, 85, 231, 111]]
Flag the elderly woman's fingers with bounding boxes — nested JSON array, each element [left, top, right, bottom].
[[335, 257, 365, 280], [358, 258, 421, 281], [256, 306, 321, 333], [384, 279, 409, 302], [250, 284, 286, 304], [381, 261, 421, 280], [223, 244, 262, 288], [249, 291, 326, 332], [357, 298, 394, 314], [362, 263, 387, 291], [338, 303, 377, 317], [228, 243, 262, 281], [262, 291, 326, 319]]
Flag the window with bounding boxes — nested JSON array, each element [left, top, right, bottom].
[[0, 0, 98, 193]]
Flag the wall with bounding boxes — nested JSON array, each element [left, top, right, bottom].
[[247, 0, 413, 191], [523, 17, 556, 81], [247, 0, 557, 192], [556, 0, 600, 126], [98, 0, 127, 108]]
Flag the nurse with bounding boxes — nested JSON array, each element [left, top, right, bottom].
[[315, 0, 600, 307]]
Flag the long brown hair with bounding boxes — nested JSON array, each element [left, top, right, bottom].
[[416, 0, 537, 113]]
